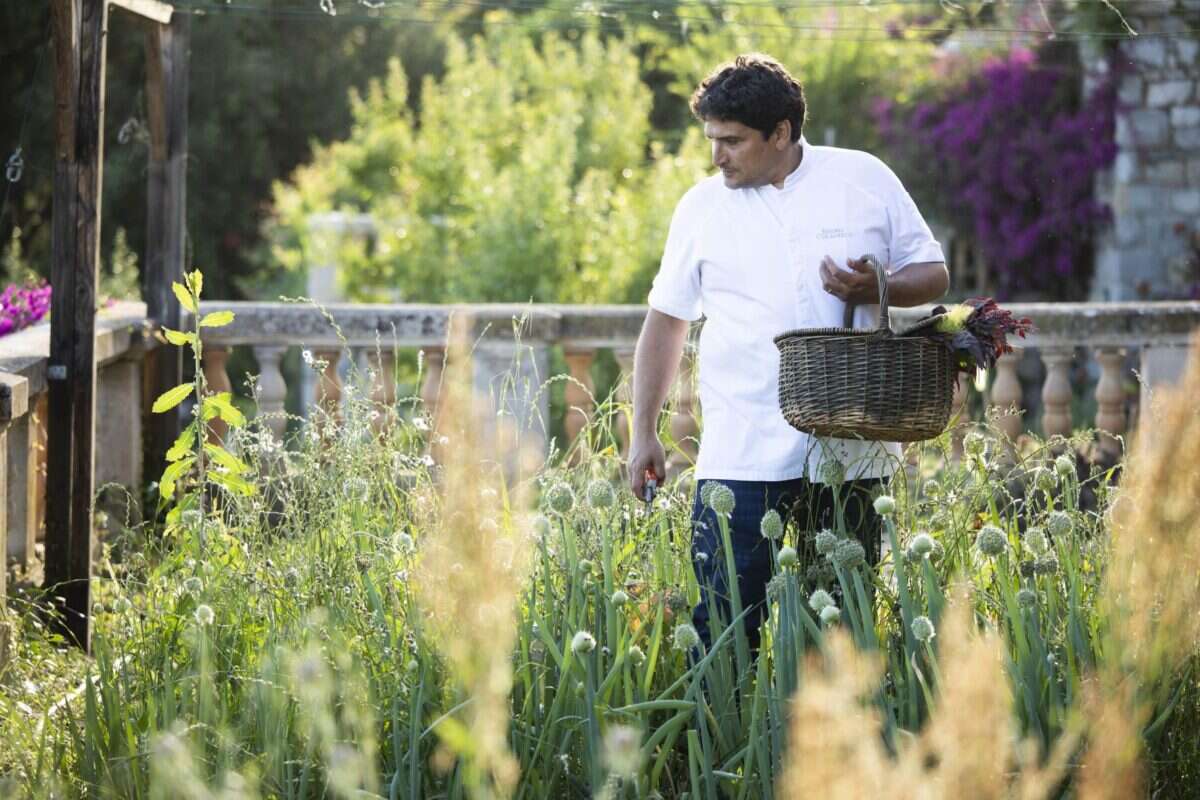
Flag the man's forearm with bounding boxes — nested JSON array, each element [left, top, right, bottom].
[[885, 261, 950, 307], [632, 310, 690, 440]]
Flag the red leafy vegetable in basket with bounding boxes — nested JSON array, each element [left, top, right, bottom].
[[900, 297, 1033, 374]]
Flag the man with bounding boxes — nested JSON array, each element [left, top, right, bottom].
[[627, 54, 948, 652]]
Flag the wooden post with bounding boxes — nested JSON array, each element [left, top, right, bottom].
[[142, 11, 189, 493], [45, 0, 108, 650]]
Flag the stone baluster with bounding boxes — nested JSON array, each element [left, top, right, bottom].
[[6, 406, 35, 569], [366, 349, 397, 434], [419, 346, 446, 430], [1094, 347, 1128, 454], [252, 346, 289, 442], [562, 347, 596, 462], [613, 347, 635, 460], [666, 353, 700, 480], [202, 346, 233, 445], [990, 349, 1024, 441], [313, 348, 344, 433], [1041, 348, 1074, 439], [0, 373, 29, 599]]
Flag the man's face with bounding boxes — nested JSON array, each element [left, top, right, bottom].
[[704, 118, 789, 189]]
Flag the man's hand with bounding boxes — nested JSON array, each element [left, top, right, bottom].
[[628, 435, 666, 502], [819, 255, 880, 306]]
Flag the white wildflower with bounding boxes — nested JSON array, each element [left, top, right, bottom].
[[778, 545, 800, 569], [808, 589, 835, 614]]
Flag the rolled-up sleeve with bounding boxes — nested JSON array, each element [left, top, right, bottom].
[[647, 197, 704, 321]]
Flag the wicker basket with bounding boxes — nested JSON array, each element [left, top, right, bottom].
[[773, 255, 955, 443]]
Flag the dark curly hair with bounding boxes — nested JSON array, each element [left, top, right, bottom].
[[690, 54, 806, 142]]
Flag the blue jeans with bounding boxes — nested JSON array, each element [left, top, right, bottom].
[[689, 477, 883, 653]]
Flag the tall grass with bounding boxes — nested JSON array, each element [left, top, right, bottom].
[[3, 303, 1199, 797]]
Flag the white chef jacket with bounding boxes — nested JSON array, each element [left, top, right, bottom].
[[647, 137, 945, 483]]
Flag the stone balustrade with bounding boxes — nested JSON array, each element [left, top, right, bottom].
[[0, 302, 153, 598], [1, 299, 1198, 603], [195, 300, 1200, 470]]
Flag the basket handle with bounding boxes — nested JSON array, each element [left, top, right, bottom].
[[840, 254, 890, 331]]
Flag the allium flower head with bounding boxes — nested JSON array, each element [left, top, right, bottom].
[[114, 597, 132, 614], [1046, 511, 1072, 537], [706, 483, 735, 517], [183, 576, 203, 596], [571, 630, 596, 655], [603, 725, 643, 777], [610, 590, 629, 607], [194, 604, 215, 626], [963, 431, 988, 457], [814, 529, 838, 555], [908, 532, 936, 558], [700, 481, 718, 508], [832, 539, 867, 570], [672, 623, 701, 652], [1035, 554, 1060, 575], [819, 605, 841, 626], [1033, 466, 1057, 493], [759, 509, 784, 540], [181, 509, 202, 529], [531, 513, 552, 540], [930, 539, 945, 561], [628, 645, 646, 666], [923, 479, 940, 498], [873, 495, 896, 516], [778, 545, 799, 568], [819, 459, 845, 486], [975, 525, 1008, 557], [394, 531, 415, 553], [1054, 454, 1075, 478], [911, 615, 936, 642], [1017, 588, 1038, 609], [766, 574, 787, 600], [585, 479, 616, 510], [1023, 526, 1049, 555], [545, 482, 576, 515], [808, 589, 835, 613]]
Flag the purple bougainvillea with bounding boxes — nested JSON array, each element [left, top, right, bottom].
[[878, 47, 1116, 299], [0, 282, 52, 337]]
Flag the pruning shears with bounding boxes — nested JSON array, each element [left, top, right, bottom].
[[642, 470, 658, 513]]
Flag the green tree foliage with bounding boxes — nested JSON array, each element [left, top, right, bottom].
[[271, 18, 710, 304]]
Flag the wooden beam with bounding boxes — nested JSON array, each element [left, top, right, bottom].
[[45, 0, 107, 651], [107, 0, 173, 25], [143, 12, 189, 490]]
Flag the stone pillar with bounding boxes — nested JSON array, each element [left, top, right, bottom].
[[0, 373, 29, 599], [470, 340, 551, 463], [253, 346, 289, 442], [562, 348, 596, 462], [6, 413, 34, 568], [1094, 347, 1128, 454], [202, 346, 233, 445], [1085, 8, 1200, 301], [991, 349, 1024, 441], [95, 357, 144, 525], [1040, 348, 1075, 438]]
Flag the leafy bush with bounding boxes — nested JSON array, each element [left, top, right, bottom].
[[270, 19, 709, 305]]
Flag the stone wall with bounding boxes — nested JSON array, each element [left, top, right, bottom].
[[1089, 2, 1200, 300]]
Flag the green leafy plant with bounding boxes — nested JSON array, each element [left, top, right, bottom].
[[151, 269, 255, 533]]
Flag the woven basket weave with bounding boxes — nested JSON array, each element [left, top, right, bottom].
[[773, 255, 955, 443]]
